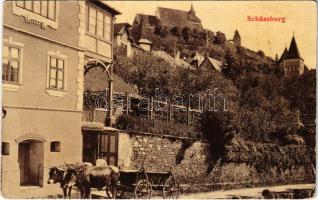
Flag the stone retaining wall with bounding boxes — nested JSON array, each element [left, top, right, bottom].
[[117, 131, 211, 183]]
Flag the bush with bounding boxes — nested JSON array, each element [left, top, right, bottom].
[[210, 163, 259, 184], [223, 142, 315, 184], [115, 114, 201, 138], [259, 166, 314, 185]]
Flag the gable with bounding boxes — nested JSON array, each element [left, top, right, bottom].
[[199, 57, 222, 72]]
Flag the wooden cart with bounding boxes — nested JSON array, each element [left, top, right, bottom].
[[106, 158, 180, 199]]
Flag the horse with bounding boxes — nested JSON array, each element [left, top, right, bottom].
[[66, 163, 120, 198], [47, 167, 77, 198]]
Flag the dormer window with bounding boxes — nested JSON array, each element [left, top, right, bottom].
[[13, 0, 59, 29]]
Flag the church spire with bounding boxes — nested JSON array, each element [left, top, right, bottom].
[[278, 47, 288, 62], [286, 35, 303, 60], [189, 3, 195, 15], [234, 29, 240, 39]]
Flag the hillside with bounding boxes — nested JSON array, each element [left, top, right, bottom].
[[130, 21, 274, 72]]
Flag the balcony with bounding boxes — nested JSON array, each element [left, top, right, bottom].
[[82, 108, 109, 125]]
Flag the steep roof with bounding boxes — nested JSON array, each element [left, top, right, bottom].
[[135, 14, 159, 26], [201, 57, 222, 72], [152, 50, 194, 69], [157, 7, 203, 30], [278, 47, 288, 62], [91, 0, 121, 15], [233, 30, 240, 39], [286, 36, 303, 60], [138, 39, 152, 44], [114, 23, 131, 35]]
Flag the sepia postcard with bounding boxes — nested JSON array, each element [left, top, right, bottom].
[[0, 0, 316, 199]]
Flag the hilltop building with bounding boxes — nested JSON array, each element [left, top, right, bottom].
[[131, 5, 203, 42], [233, 30, 241, 47], [278, 36, 304, 77], [155, 5, 203, 30]]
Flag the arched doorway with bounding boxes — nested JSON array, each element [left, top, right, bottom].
[[18, 139, 44, 186]]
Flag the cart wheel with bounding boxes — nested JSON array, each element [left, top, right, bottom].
[[134, 179, 152, 199], [163, 176, 180, 199], [106, 185, 125, 199]]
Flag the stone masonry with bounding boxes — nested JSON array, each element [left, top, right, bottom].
[[118, 131, 212, 184]]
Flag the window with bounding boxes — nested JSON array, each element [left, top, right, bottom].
[[46, 51, 67, 97], [87, 5, 112, 41], [15, 0, 56, 20], [50, 141, 60, 152], [2, 142, 10, 156], [2, 45, 20, 84], [104, 15, 111, 41], [99, 133, 118, 166], [49, 57, 64, 90]]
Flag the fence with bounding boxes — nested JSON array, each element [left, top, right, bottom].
[[82, 90, 204, 137]]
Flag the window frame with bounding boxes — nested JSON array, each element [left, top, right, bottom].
[[12, 0, 59, 29], [48, 56, 65, 90], [2, 37, 24, 92], [50, 141, 61, 152], [86, 3, 113, 43], [46, 51, 67, 97], [3, 45, 21, 84], [2, 142, 10, 156], [98, 132, 118, 166]]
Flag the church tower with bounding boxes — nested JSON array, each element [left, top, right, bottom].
[[189, 4, 195, 15], [233, 29, 241, 47], [280, 36, 304, 77], [188, 4, 201, 24]]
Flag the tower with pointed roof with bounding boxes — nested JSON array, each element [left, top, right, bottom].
[[189, 3, 195, 15], [187, 4, 201, 25], [233, 29, 241, 47], [278, 35, 304, 77]]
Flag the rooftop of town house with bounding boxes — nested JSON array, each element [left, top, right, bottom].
[[138, 38, 153, 44], [114, 23, 132, 35], [152, 50, 195, 70], [203, 56, 223, 72], [91, 0, 121, 15]]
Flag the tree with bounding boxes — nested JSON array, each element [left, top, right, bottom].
[[257, 50, 265, 58], [214, 31, 226, 45], [170, 26, 181, 37], [192, 28, 200, 39], [181, 27, 191, 42], [114, 50, 175, 96]]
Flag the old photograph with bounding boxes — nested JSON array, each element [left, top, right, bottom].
[[1, 0, 316, 199]]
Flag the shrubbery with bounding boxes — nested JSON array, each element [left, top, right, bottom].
[[222, 143, 315, 184], [115, 114, 201, 138], [224, 143, 315, 171], [210, 163, 259, 184]]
